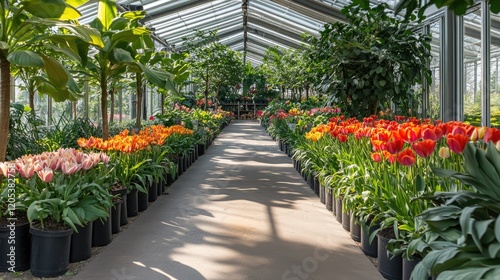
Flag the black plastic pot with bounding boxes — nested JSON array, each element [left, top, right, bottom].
[[30, 226, 72, 277], [378, 232, 402, 280], [138, 189, 149, 212], [126, 188, 139, 217], [350, 215, 361, 242], [332, 192, 336, 216], [166, 173, 175, 186], [120, 193, 128, 226], [70, 223, 92, 263], [325, 188, 333, 211], [111, 199, 122, 234], [148, 181, 158, 202], [0, 222, 30, 271], [335, 198, 343, 223], [319, 184, 326, 204], [157, 180, 164, 196], [92, 210, 112, 247], [198, 143, 205, 157], [361, 223, 379, 257], [342, 210, 351, 232], [403, 256, 422, 280], [313, 177, 319, 195], [111, 187, 128, 226]]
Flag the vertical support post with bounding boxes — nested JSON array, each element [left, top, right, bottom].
[[481, 0, 491, 127], [442, 8, 461, 121]]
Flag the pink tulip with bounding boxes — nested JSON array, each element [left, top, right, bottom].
[[37, 167, 54, 183], [81, 157, 95, 170], [73, 149, 85, 163], [47, 157, 61, 171], [61, 160, 81, 175], [33, 161, 44, 172], [0, 162, 7, 177], [100, 153, 110, 164], [16, 161, 35, 179]]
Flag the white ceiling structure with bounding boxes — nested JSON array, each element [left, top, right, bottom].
[[78, 0, 349, 65]]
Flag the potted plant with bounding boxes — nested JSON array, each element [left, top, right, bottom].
[[411, 140, 500, 279], [0, 162, 30, 272], [16, 149, 112, 277]]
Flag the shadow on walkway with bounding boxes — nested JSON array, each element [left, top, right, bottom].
[[73, 120, 383, 280]]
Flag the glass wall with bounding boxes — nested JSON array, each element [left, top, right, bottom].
[[463, 6, 482, 126], [428, 19, 442, 120], [491, 12, 500, 127]]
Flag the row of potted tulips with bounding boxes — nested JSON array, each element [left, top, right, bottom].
[[262, 103, 500, 280], [0, 111, 231, 277]]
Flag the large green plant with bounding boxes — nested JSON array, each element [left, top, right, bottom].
[[182, 30, 243, 109], [411, 142, 500, 280], [80, 0, 167, 140], [395, 0, 500, 21], [0, 0, 99, 162], [308, 3, 431, 118]]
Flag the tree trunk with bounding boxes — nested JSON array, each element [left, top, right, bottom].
[[72, 101, 77, 120], [0, 59, 10, 162], [160, 93, 165, 115], [135, 74, 143, 130], [29, 89, 35, 115], [109, 88, 114, 124], [100, 72, 109, 140], [306, 85, 309, 100]]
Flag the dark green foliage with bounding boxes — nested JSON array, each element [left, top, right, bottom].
[[307, 3, 431, 119]]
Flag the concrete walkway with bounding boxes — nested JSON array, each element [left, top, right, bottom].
[[74, 120, 384, 280]]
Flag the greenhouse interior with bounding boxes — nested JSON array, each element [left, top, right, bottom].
[[1, 0, 500, 279]]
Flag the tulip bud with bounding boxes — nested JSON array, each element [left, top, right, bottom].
[[470, 128, 478, 141], [478, 126, 486, 139], [496, 141, 500, 152], [439, 147, 450, 159]]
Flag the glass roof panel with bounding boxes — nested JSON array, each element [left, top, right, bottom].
[[78, 0, 352, 64]]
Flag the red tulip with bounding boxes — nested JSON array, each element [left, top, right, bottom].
[[412, 139, 436, 158], [386, 138, 405, 154], [37, 167, 53, 183], [451, 125, 467, 136], [422, 127, 443, 141], [371, 152, 382, 162], [397, 148, 416, 166], [483, 127, 500, 145], [382, 151, 396, 164], [446, 133, 469, 154], [405, 127, 421, 143], [337, 134, 348, 143], [371, 139, 386, 152]]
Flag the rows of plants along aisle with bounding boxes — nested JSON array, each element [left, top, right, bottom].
[[260, 99, 500, 280], [0, 104, 232, 278]]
